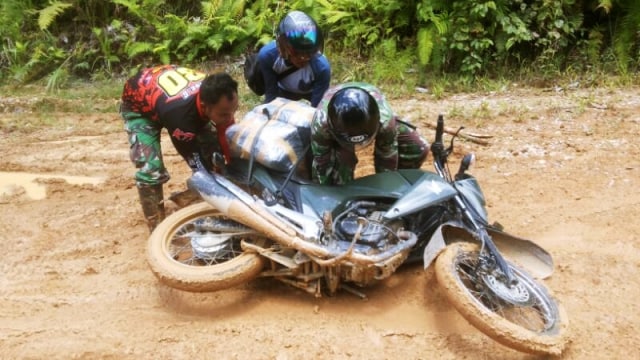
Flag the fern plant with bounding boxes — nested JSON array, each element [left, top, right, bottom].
[[610, 0, 640, 73], [414, 0, 450, 85], [321, 0, 410, 55], [36, 1, 73, 31]]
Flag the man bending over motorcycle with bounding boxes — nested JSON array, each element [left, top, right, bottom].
[[120, 65, 239, 231], [311, 82, 429, 185]]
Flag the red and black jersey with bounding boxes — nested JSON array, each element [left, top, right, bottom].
[[121, 65, 232, 162], [121, 64, 206, 122]]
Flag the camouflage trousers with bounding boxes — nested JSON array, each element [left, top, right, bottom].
[[396, 120, 429, 169], [122, 112, 218, 186]]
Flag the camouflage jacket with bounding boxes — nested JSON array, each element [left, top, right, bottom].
[[311, 82, 398, 185]]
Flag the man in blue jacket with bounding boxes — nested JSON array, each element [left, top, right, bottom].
[[257, 10, 331, 107]]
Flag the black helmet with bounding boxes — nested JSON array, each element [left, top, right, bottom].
[[327, 87, 380, 147], [277, 11, 322, 55]]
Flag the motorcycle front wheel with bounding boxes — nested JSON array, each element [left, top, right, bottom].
[[147, 202, 266, 292], [435, 242, 568, 355]]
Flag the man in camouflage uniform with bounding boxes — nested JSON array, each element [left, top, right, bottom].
[[311, 82, 429, 185], [120, 65, 239, 231]]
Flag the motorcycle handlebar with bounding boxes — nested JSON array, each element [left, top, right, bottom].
[[435, 114, 444, 145], [430, 114, 446, 163]]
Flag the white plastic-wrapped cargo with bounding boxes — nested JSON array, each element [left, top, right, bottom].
[[226, 98, 321, 179]]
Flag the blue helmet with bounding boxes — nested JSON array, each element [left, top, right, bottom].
[[277, 11, 322, 55]]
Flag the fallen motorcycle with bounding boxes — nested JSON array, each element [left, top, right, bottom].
[[147, 113, 568, 355]]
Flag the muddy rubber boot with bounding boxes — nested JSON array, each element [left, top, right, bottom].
[[137, 184, 165, 232]]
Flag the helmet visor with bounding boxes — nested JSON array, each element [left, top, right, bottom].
[[284, 42, 317, 62]]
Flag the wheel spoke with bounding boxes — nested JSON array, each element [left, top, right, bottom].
[[435, 243, 565, 355], [147, 203, 268, 292], [454, 250, 555, 333], [166, 215, 256, 267], [496, 303, 546, 331], [456, 261, 489, 300]]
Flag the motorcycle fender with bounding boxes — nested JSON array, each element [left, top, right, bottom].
[[423, 222, 555, 279], [488, 227, 554, 279], [422, 224, 448, 271]]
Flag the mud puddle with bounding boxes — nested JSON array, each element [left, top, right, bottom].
[[0, 171, 104, 200]]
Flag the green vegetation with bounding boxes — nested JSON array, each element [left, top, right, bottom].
[[0, 0, 639, 94]]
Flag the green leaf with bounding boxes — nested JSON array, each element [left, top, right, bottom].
[[126, 42, 154, 57], [111, 0, 142, 19], [37, 1, 73, 31], [417, 27, 434, 66]]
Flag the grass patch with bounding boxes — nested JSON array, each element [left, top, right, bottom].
[[2, 54, 638, 136]]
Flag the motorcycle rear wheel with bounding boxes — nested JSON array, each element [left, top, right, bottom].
[[147, 202, 266, 292], [435, 242, 568, 355]]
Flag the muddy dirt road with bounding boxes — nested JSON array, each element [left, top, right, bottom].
[[1, 86, 639, 359]]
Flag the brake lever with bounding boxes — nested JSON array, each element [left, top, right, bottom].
[[445, 126, 465, 155]]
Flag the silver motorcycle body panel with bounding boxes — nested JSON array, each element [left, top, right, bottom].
[[260, 201, 323, 242], [383, 172, 456, 220], [188, 169, 242, 213], [454, 177, 488, 222]]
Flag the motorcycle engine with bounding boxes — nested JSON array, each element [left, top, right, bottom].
[[336, 210, 397, 247]]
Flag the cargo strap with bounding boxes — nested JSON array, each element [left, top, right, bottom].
[[245, 102, 291, 185], [269, 143, 310, 206]]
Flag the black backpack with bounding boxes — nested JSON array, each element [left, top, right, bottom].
[[243, 52, 299, 96], [243, 52, 265, 96]]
